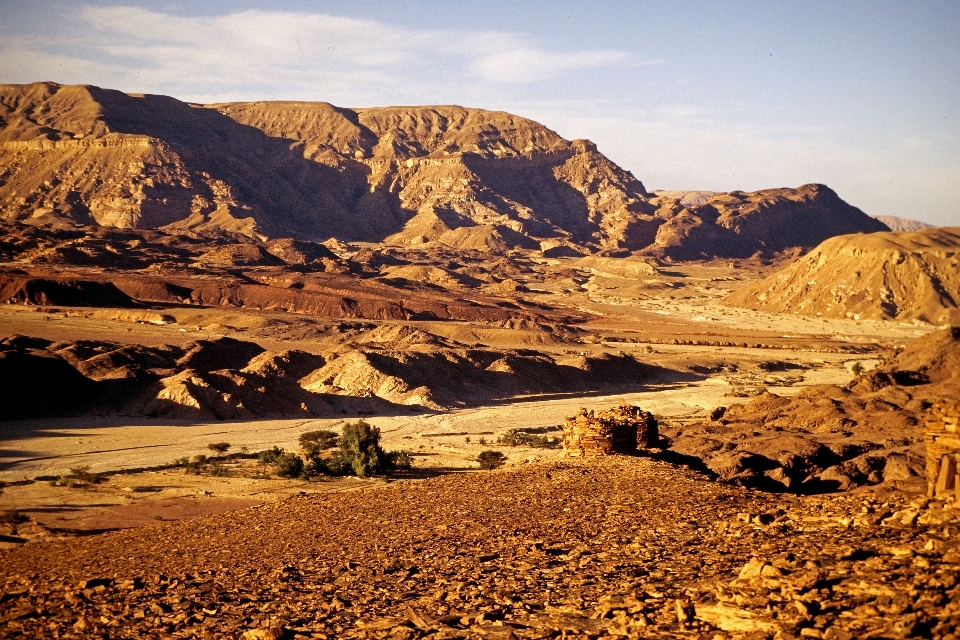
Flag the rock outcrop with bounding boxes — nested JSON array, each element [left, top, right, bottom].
[[661, 326, 960, 493], [642, 184, 889, 260], [722, 226, 960, 324]]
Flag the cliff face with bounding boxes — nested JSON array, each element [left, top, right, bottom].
[[722, 227, 960, 324], [1, 82, 885, 256]]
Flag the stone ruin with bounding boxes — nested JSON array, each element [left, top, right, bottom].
[[926, 401, 960, 498], [562, 404, 658, 457]]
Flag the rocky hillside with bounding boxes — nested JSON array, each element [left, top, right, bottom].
[[1, 82, 886, 256], [722, 227, 960, 323]]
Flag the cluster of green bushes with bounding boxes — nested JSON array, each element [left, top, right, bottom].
[[160, 420, 411, 480], [497, 429, 560, 448], [263, 420, 412, 479]]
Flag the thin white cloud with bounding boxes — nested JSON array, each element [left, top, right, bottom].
[[0, 6, 640, 101], [469, 48, 633, 84]]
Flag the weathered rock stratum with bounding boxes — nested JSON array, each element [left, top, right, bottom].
[[722, 227, 960, 324], [1, 82, 886, 256]]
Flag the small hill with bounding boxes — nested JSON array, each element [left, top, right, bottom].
[[722, 227, 960, 324], [873, 215, 934, 232]]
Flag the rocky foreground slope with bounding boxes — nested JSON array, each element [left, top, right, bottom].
[[1, 82, 885, 256], [2, 457, 958, 639], [723, 227, 960, 324]]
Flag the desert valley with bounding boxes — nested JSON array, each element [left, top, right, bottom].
[[0, 81, 959, 639]]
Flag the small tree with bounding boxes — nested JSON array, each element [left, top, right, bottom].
[[257, 447, 305, 478], [336, 420, 389, 477], [299, 430, 339, 452], [208, 442, 231, 454], [477, 450, 506, 470], [851, 361, 864, 376], [273, 452, 305, 478], [390, 450, 413, 470]]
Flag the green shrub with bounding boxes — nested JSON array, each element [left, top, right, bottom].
[[851, 361, 864, 376], [273, 452, 305, 478], [477, 450, 507, 470], [299, 430, 339, 452], [390, 450, 413, 470], [497, 429, 560, 448], [335, 420, 389, 477], [258, 447, 284, 465], [257, 447, 304, 477], [208, 442, 231, 454]]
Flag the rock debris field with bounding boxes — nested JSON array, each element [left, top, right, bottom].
[[2, 457, 959, 639]]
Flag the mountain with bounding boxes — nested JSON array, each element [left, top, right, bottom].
[[722, 226, 960, 324], [641, 184, 889, 260], [873, 215, 935, 232], [1, 82, 886, 256]]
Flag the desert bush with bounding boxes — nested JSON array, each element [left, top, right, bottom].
[[0, 509, 25, 524], [299, 430, 339, 452], [851, 361, 864, 376], [65, 465, 105, 486], [207, 442, 231, 454], [390, 450, 413, 470], [497, 429, 560, 448], [477, 450, 507, 470], [257, 447, 305, 477], [273, 452, 305, 478], [258, 447, 284, 465], [335, 420, 390, 477], [208, 462, 229, 477]]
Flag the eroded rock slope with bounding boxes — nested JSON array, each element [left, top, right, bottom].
[[722, 226, 960, 323]]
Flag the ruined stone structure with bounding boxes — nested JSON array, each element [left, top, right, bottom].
[[925, 401, 960, 498], [562, 404, 658, 457]]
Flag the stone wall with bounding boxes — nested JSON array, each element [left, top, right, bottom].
[[925, 401, 960, 497], [562, 404, 658, 457]]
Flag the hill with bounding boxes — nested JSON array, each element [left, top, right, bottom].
[[722, 227, 960, 324], [874, 215, 935, 232], [2, 82, 886, 257]]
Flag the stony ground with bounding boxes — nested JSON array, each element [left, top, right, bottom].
[[2, 456, 958, 639]]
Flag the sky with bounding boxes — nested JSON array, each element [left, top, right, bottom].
[[1, 1, 958, 225]]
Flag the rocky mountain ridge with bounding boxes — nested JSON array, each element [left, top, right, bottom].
[[1, 82, 886, 257]]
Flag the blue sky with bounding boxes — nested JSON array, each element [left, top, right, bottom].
[[1, 1, 957, 225]]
